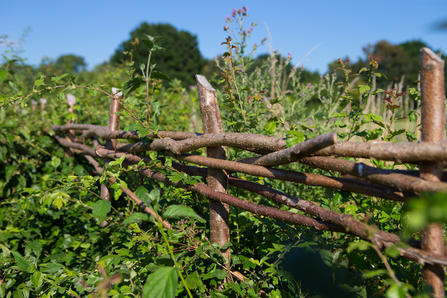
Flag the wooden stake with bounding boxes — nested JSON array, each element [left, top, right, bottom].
[[100, 88, 122, 227], [420, 47, 445, 298], [196, 75, 230, 264]]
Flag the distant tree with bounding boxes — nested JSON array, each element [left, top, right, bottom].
[[328, 40, 446, 90], [111, 23, 205, 86], [55, 54, 87, 74]]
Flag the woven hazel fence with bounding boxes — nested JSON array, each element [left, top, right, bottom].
[[51, 48, 446, 295]]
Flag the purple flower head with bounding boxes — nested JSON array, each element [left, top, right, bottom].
[[253, 43, 257, 47], [249, 27, 253, 33], [306, 83, 312, 87], [232, 8, 236, 17], [226, 16, 230, 22], [243, 6, 248, 12], [243, 30, 246, 35], [288, 52, 292, 59], [224, 25, 229, 31]]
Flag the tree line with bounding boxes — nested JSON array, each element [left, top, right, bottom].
[[5, 22, 446, 90]]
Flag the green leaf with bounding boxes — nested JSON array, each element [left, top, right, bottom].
[[408, 110, 417, 122], [358, 67, 368, 74], [140, 64, 146, 78], [135, 186, 156, 205], [40, 262, 64, 274], [5, 164, 17, 181], [88, 88, 99, 96], [33, 75, 46, 88], [12, 251, 31, 272], [286, 132, 305, 147], [49, 190, 69, 210], [386, 284, 406, 298], [375, 72, 388, 80], [151, 71, 172, 83], [142, 39, 154, 51], [31, 271, 43, 288], [92, 200, 111, 220], [109, 154, 126, 167], [51, 73, 69, 83], [143, 266, 178, 298], [0, 68, 6, 82], [264, 121, 276, 134], [123, 213, 150, 225], [362, 269, 386, 279], [163, 205, 205, 222], [385, 245, 401, 258], [122, 77, 145, 98], [51, 156, 61, 169], [151, 45, 165, 52], [358, 85, 370, 93]]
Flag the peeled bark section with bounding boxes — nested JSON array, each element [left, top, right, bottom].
[[196, 74, 230, 263], [420, 47, 445, 298]]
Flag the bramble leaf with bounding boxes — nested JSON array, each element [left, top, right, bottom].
[[163, 205, 205, 222], [143, 266, 178, 298]]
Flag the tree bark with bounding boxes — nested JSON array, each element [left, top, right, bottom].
[[196, 75, 230, 263], [420, 47, 445, 298], [100, 88, 122, 227]]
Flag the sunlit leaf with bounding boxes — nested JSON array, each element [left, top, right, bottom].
[[163, 205, 205, 222], [143, 266, 178, 298]]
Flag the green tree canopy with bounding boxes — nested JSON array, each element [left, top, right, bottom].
[[328, 40, 446, 89], [55, 54, 87, 74], [111, 22, 205, 86]]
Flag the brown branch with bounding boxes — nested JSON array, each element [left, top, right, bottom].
[[124, 161, 447, 266], [95, 147, 407, 202], [56, 140, 447, 266], [314, 141, 447, 162], [54, 135, 96, 156], [236, 131, 337, 166], [298, 156, 446, 195], [51, 124, 202, 141], [52, 124, 447, 162]]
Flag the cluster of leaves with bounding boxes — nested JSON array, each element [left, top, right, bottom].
[[0, 6, 444, 298]]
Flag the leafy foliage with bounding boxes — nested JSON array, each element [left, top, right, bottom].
[[0, 6, 443, 298]]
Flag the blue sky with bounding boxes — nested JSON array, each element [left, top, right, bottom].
[[1, 0, 446, 74]]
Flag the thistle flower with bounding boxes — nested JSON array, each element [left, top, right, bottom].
[[232, 8, 236, 17]]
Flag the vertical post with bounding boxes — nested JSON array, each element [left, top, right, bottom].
[[31, 99, 37, 111], [420, 47, 445, 298], [196, 75, 230, 264], [39, 98, 46, 121], [100, 88, 122, 227], [64, 94, 76, 157]]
